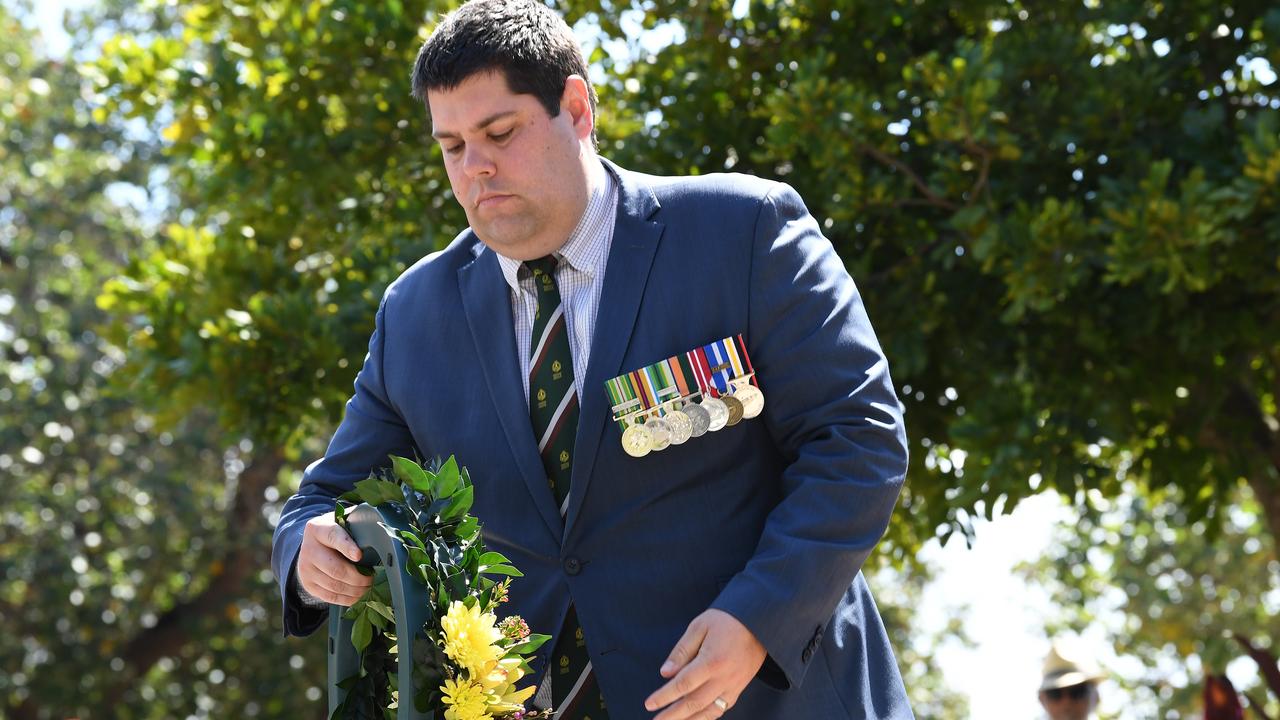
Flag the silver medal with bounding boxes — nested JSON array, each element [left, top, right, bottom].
[[682, 402, 711, 437], [646, 417, 672, 451], [702, 397, 729, 432], [664, 409, 693, 445]]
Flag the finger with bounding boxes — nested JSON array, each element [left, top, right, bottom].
[[299, 543, 373, 591], [314, 549, 374, 587], [661, 618, 709, 678], [656, 688, 730, 720], [645, 658, 713, 714], [304, 571, 371, 604], [651, 672, 724, 720], [299, 570, 368, 606], [322, 523, 363, 563]]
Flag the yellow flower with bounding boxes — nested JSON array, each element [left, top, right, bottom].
[[480, 656, 537, 713], [441, 677, 491, 720], [441, 600, 505, 678]]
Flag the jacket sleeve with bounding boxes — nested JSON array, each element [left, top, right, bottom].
[[709, 182, 908, 689], [270, 289, 419, 637]]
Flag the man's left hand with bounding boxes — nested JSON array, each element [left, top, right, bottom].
[[643, 608, 767, 719]]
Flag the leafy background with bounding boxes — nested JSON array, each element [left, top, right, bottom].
[[2, 0, 1277, 718]]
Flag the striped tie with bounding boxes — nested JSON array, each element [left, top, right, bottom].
[[525, 256, 608, 720]]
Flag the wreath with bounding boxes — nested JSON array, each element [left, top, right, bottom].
[[330, 455, 553, 720]]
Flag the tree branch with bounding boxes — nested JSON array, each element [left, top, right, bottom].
[[861, 144, 959, 211], [1234, 633, 1280, 701], [962, 140, 993, 207], [1243, 691, 1275, 720], [1201, 378, 1280, 548], [99, 447, 287, 707]]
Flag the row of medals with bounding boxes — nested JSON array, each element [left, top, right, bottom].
[[620, 377, 765, 458]]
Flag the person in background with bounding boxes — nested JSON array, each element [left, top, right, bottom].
[[1038, 638, 1107, 720]]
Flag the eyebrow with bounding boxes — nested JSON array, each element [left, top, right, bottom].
[[431, 110, 518, 141]]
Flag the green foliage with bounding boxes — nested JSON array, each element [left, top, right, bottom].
[[588, 0, 1280, 554], [0, 5, 327, 718], [1020, 482, 1280, 719], [8, 0, 1278, 716], [870, 557, 974, 719], [87, 0, 465, 452], [333, 456, 548, 719]]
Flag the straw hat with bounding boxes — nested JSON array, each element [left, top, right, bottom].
[[1040, 639, 1107, 691]]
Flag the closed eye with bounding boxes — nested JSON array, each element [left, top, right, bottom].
[[490, 128, 513, 142]]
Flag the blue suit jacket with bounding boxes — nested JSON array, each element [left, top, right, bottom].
[[272, 159, 913, 719]]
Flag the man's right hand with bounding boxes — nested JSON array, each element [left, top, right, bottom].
[[297, 512, 374, 606]]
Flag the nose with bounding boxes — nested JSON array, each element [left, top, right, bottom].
[[461, 144, 495, 179]]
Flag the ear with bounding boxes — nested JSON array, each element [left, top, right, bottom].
[[561, 74, 595, 141]]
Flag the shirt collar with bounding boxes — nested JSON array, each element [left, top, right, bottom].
[[488, 159, 615, 292]]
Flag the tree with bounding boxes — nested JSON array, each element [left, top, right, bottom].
[[589, 0, 1280, 553], [0, 5, 327, 718], [76, 0, 1280, 716], [1021, 483, 1279, 719]]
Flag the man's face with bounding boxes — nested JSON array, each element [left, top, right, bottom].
[[1039, 682, 1097, 720], [428, 70, 592, 261]]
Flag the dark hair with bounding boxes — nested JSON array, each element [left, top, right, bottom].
[[411, 0, 598, 140]]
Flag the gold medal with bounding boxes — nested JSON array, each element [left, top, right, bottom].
[[621, 423, 653, 458], [721, 394, 744, 426], [732, 381, 764, 419]]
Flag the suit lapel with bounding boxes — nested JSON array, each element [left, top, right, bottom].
[[457, 247, 564, 542], [564, 161, 665, 538]]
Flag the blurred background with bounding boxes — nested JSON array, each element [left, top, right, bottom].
[[2, 0, 1278, 717]]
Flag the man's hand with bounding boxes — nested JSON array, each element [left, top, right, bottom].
[[644, 609, 767, 719], [296, 512, 373, 606]]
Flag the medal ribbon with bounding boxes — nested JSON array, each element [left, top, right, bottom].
[[606, 373, 642, 427], [700, 341, 732, 394], [648, 361, 679, 414], [735, 334, 758, 388], [629, 369, 656, 410], [687, 347, 717, 399], [718, 337, 745, 379], [664, 357, 692, 400], [640, 363, 670, 416]]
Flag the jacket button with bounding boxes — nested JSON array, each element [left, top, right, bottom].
[[563, 556, 582, 575], [802, 647, 813, 663]]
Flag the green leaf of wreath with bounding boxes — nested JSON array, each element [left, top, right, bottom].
[[439, 485, 473, 522], [505, 633, 551, 656], [482, 564, 523, 577], [351, 614, 373, 653], [391, 455, 434, 495], [435, 455, 463, 497], [352, 477, 405, 507]]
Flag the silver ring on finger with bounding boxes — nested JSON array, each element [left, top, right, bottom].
[[713, 696, 728, 711]]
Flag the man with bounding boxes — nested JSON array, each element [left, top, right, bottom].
[[271, 1, 911, 718], [1038, 640, 1105, 720]]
